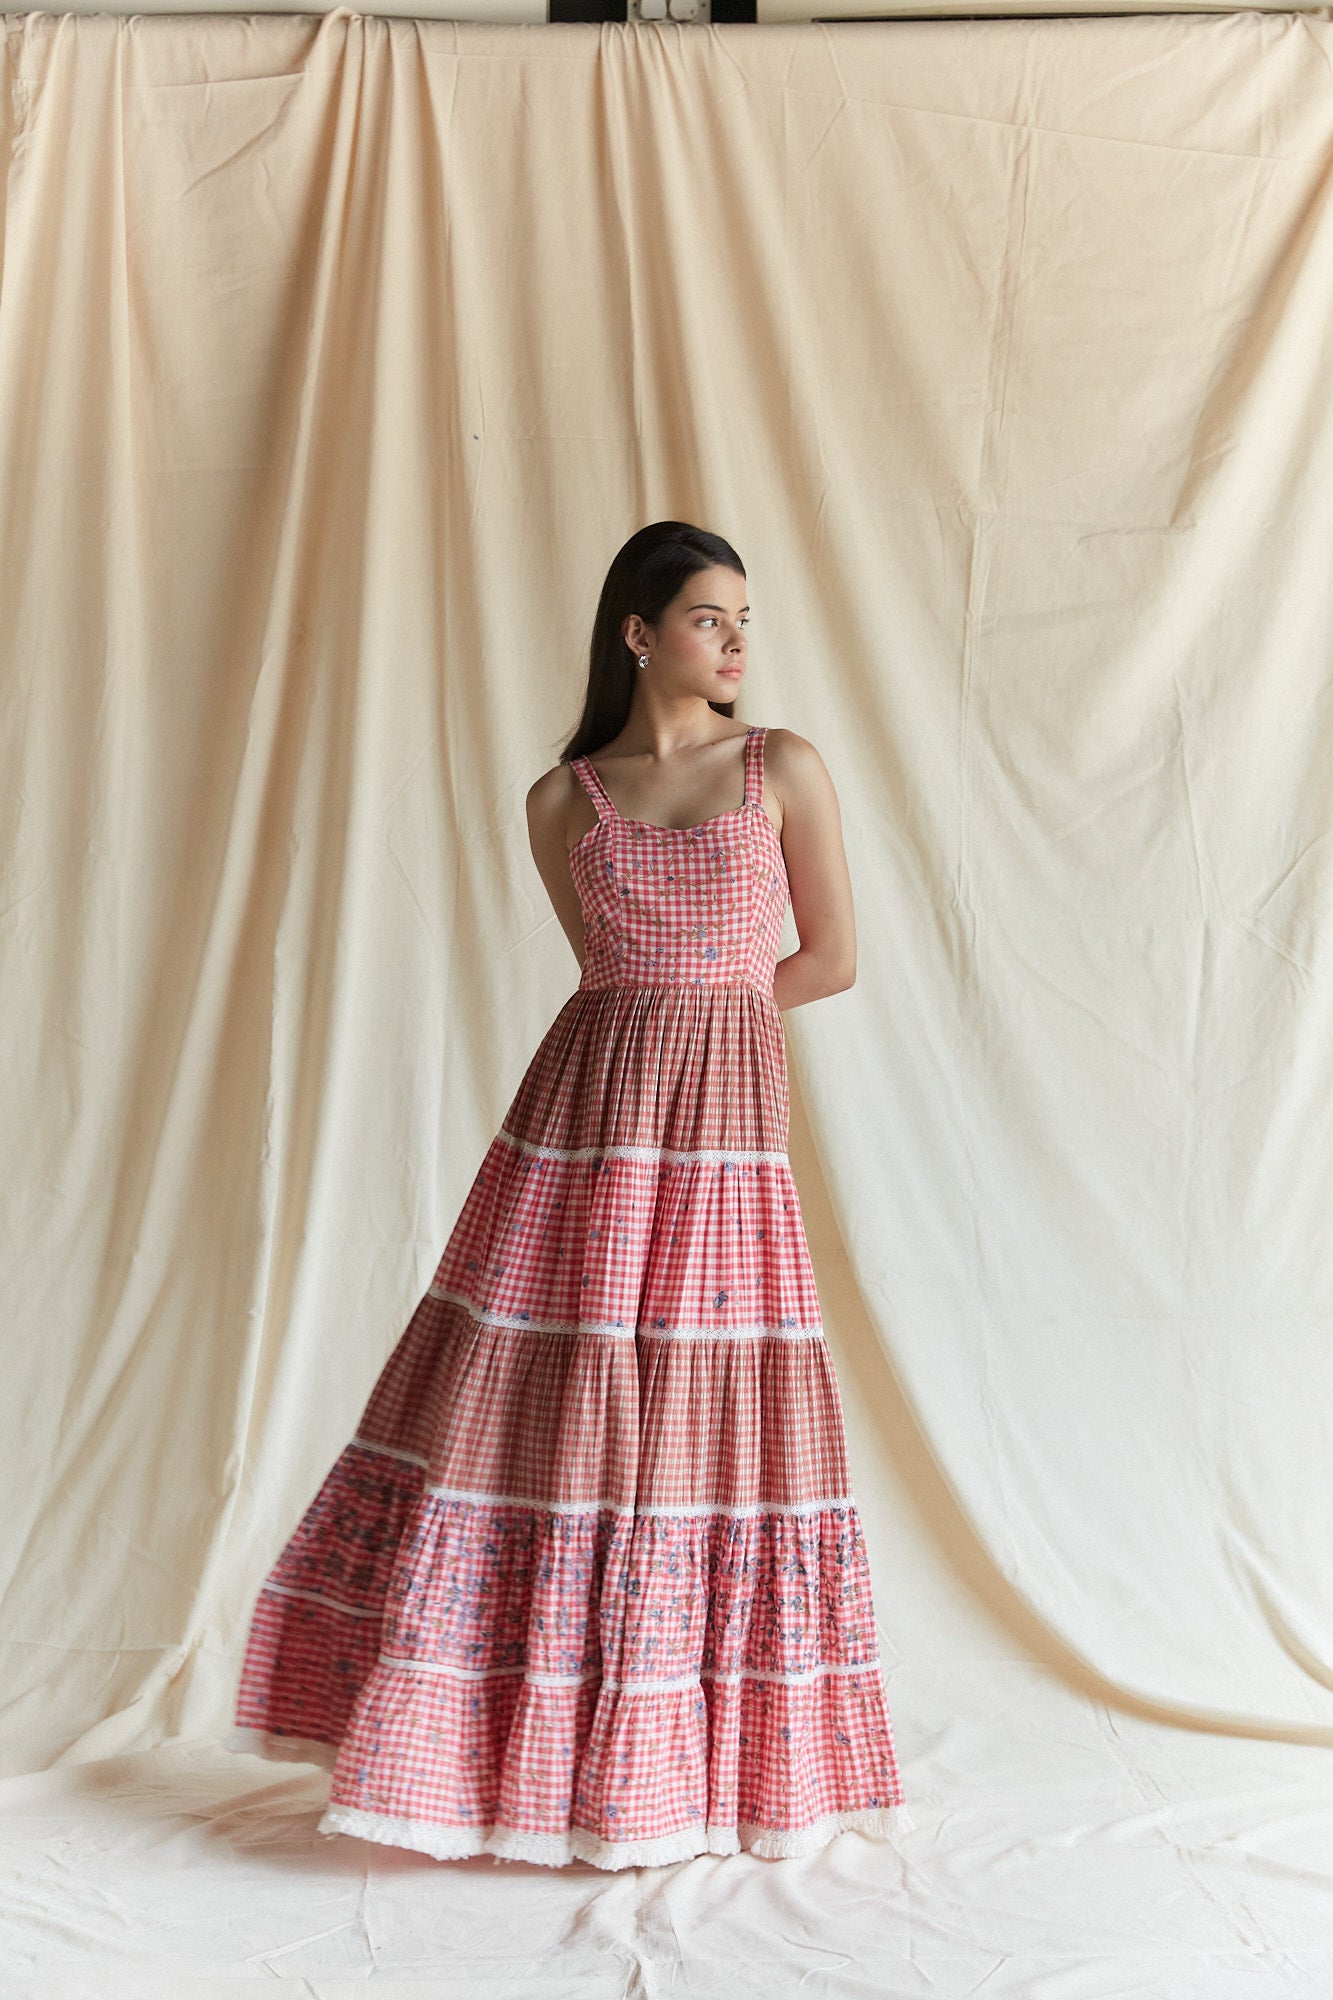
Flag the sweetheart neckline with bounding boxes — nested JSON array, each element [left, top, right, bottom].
[[567, 803, 782, 863]]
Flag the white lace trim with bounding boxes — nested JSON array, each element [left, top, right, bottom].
[[350, 1436, 428, 1467], [423, 1284, 824, 1343], [315, 1800, 915, 1868], [375, 1651, 886, 1690], [261, 1581, 380, 1618], [497, 1126, 791, 1167]]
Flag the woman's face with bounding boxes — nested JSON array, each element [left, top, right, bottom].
[[626, 565, 749, 702]]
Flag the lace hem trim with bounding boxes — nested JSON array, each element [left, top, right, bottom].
[[316, 1799, 916, 1869]]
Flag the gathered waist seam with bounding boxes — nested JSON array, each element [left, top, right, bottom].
[[577, 977, 773, 997]]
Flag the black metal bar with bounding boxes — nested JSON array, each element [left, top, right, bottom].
[[549, 0, 628, 18]]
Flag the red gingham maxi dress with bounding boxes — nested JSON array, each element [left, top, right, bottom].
[[234, 724, 911, 1868]]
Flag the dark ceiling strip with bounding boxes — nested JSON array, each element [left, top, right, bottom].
[[549, 0, 628, 17]]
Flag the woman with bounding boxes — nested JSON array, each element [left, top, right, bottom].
[[235, 520, 911, 1867]]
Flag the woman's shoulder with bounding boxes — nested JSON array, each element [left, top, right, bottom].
[[525, 755, 588, 830], [758, 725, 826, 775], [757, 728, 842, 828]]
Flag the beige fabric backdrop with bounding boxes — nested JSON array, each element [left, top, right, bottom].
[[5, 5, 1333, 1985]]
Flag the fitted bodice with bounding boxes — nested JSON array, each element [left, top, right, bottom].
[[568, 725, 788, 993]]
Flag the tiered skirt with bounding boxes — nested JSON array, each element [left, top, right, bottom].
[[234, 981, 909, 1867]]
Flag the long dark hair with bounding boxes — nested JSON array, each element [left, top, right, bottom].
[[560, 521, 746, 762]]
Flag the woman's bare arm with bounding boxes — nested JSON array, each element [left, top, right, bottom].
[[525, 764, 590, 968], [765, 729, 857, 1010]]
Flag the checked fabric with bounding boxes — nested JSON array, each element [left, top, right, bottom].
[[234, 724, 910, 1868]]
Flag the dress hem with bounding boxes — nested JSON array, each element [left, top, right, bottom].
[[314, 1799, 916, 1869]]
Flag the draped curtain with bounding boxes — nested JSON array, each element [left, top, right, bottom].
[[5, 4, 1333, 1978]]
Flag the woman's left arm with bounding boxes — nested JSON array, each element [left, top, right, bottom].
[[765, 729, 857, 1011]]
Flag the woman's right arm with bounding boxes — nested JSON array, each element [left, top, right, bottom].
[[525, 765, 589, 969]]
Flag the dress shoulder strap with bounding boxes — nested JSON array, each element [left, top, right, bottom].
[[742, 725, 766, 809], [569, 752, 620, 824]]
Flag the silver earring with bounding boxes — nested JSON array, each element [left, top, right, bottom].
[[637, 652, 648, 670]]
